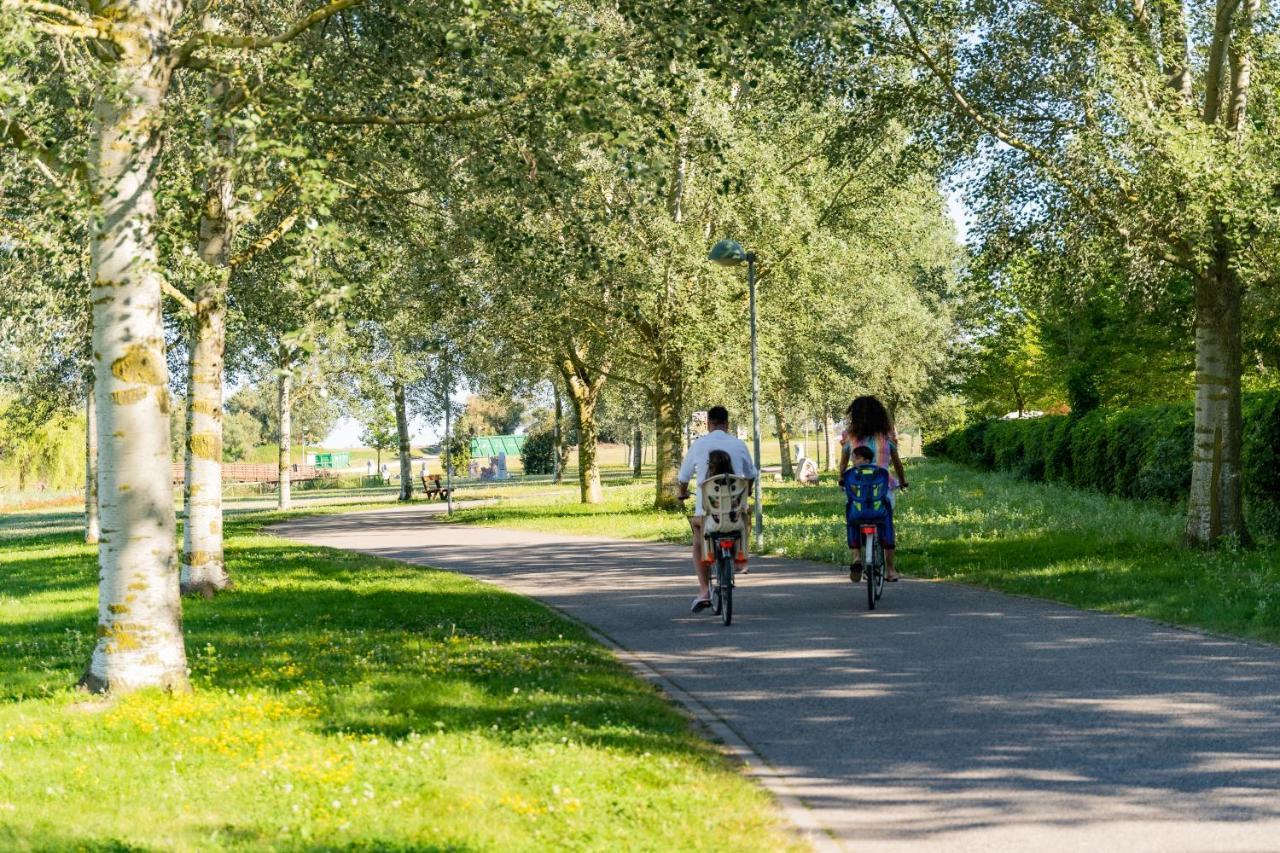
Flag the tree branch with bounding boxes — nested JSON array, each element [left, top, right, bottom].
[[1203, 0, 1242, 125], [297, 76, 561, 127], [2, 0, 121, 43], [887, 0, 1197, 271], [230, 210, 298, 269], [0, 119, 83, 187], [163, 281, 197, 314], [176, 0, 361, 67]]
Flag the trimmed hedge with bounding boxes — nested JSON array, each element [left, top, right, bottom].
[[927, 392, 1280, 536]]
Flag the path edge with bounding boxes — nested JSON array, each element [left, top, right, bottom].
[[541, 606, 844, 853]]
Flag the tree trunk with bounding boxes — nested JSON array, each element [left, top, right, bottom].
[[632, 425, 643, 477], [775, 411, 794, 480], [652, 379, 684, 510], [278, 368, 292, 511], [1185, 264, 1248, 546], [394, 380, 412, 501], [181, 106, 234, 596], [552, 381, 567, 484], [180, 299, 228, 595], [84, 380, 100, 545], [560, 363, 603, 504], [82, 24, 188, 693], [821, 412, 832, 472]]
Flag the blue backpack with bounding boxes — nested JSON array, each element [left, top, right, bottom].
[[841, 464, 891, 523]]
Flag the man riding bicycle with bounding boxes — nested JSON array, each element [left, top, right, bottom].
[[676, 405, 757, 612]]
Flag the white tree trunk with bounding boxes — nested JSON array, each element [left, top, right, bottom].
[[84, 379, 100, 545], [278, 368, 292, 510], [180, 293, 229, 592], [1185, 267, 1247, 545], [83, 11, 189, 692], [181, 102, 234, 594]]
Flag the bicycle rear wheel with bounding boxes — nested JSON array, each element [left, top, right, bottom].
[[711, 559, 723, 616], [719, 556, 733, 626], [865, 534, 877, 610], [873, 540, 885, 601]]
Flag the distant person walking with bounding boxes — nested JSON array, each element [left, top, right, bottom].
[[838, 395, 908, 581]]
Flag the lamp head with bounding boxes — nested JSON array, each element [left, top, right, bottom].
[[708, 238, 747, 266]]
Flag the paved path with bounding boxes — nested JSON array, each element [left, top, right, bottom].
[[274, 506, 1280, 852]]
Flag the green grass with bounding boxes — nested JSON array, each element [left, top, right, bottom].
[[452, 459, 1280, 644], [0, 509, 803, 851]]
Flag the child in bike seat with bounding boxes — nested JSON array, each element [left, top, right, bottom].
[[842, 445, 895, 583], [699, 450, 750, 567]]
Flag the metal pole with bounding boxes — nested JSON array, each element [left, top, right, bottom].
[[444, 359, 454, 516], [747, 254, 764, 549]]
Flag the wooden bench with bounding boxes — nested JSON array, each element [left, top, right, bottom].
[[422, 475, 453, 501]]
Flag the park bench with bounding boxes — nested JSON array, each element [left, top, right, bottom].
[[422, 474, 453, 501]]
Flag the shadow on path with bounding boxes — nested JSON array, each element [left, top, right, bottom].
[[274, 507, 1280, 852]]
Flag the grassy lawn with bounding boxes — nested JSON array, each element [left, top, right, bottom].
[[0, 509, 804, 851], [452, 460, 1280, 644]]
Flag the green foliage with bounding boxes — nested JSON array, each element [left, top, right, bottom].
[[359, 405, 399, 461], [929, 394, 1280, 538], [0, 400, 83, 492], [226, 377, 340, 445], [221, 410, 262, 462], [455, 394, 526, 438], [521, 428, 557, 475], [443, 433, 472, 476]]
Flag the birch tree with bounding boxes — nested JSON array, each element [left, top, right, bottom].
[[860, 0, 1280, 544]]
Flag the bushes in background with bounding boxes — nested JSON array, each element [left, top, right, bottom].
[[927, 392, 1280, 536]]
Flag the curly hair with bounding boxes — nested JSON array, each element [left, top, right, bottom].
[[845, 395, 893, 440]]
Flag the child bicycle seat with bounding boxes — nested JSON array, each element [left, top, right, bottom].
[[699, 474, 751, 535], [841, 464, 891, 523]]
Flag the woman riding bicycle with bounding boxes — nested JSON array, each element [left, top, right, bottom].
[[839, 395, 908, 582]]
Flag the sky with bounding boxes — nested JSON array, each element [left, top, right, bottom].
[[321, 414, 442, 448]]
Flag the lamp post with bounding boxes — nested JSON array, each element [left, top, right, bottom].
[[442, 352, 454, 517], [708, 238, 764, 549]]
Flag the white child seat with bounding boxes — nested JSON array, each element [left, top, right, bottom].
[[699, 474, 751, 536]]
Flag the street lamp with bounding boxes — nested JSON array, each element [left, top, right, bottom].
[[708, 238, 764, 550]]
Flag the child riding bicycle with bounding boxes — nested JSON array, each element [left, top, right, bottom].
[[839, 395, 909, 582], [842, 446, 895, 583]]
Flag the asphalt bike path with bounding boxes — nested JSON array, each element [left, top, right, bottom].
[[273, 505, 1280, 852]]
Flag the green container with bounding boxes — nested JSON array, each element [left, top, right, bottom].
[[313, 451, 351, 469]]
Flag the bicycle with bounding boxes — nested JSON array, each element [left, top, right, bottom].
[[707, 528, 740, 625], [841, 463, 894, 611], [855, 522, 885, 610], [696, 473, 751, 627]]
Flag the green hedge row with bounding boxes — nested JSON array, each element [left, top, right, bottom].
[[926, 392, 1280, 535]]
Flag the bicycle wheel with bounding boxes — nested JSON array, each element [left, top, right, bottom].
[[711, 556, 723, 615], [865, 533, 877, 611], [873, 539, 885, 601], [719, 556, 733, 626]]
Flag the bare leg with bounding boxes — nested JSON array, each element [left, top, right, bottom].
[[885, 547, 899, 580], [690, 517, 709, 598]]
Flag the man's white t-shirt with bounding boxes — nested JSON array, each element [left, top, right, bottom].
[[679, 429, 758, 517]]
